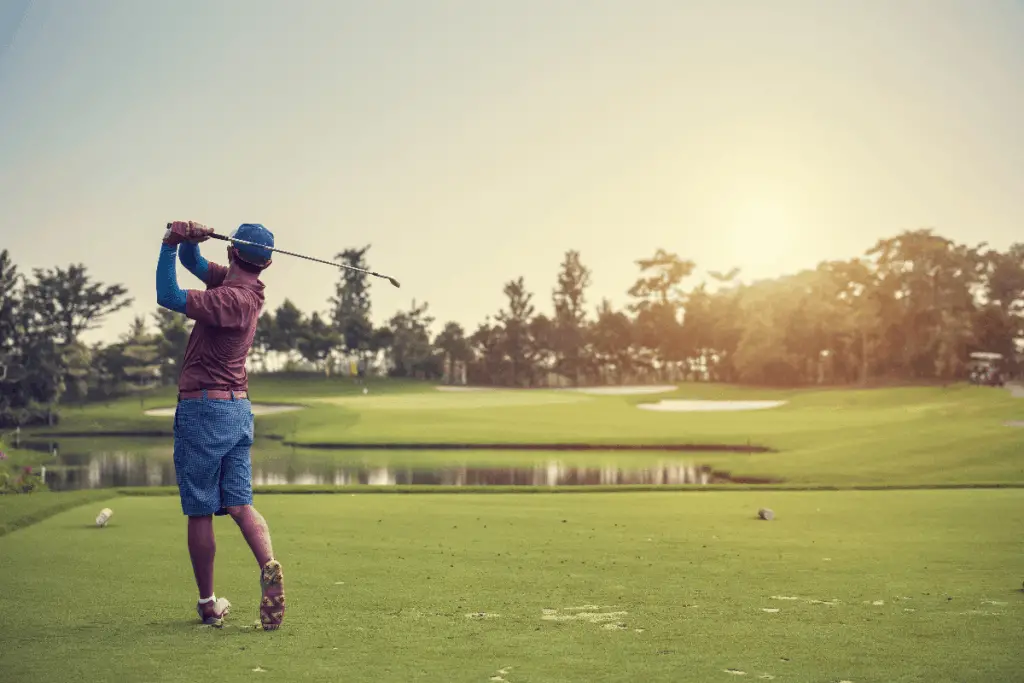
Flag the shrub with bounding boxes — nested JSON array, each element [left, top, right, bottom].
[[0, 466, 48, 495], [0, 404, 60, 429]]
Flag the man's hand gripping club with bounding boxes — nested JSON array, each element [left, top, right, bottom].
[[164, 221, 215, 246]]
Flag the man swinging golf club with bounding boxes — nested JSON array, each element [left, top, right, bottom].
[[156, 220, 285, 630]]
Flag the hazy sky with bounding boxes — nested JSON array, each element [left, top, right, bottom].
[[2, 0, 1022, 344]]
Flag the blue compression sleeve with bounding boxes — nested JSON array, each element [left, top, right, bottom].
[[156, 243, 188, 313], [178, 242, 210, 282]]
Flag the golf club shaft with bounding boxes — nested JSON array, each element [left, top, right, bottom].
[[206, 232, 401, 287]]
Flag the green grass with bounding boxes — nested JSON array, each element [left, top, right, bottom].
[[2, 378, 1019, 681], [0, 490, 1021, 682], [0, 489, 115, 536], [36, 378, 1024, 487]]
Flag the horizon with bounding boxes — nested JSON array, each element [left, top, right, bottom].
[[2, 0, 1022, 343]]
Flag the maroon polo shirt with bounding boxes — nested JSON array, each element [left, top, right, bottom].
[[178, 261, 265, 393]]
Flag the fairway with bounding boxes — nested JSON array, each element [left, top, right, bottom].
[[1, 489, 1021, 682], [8, 379, 1021, 681], [315, 389, 592, 410]]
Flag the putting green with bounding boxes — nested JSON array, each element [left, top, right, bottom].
[[0, 490, 1020, 682]]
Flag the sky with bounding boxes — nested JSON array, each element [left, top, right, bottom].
[[1, 0, 1022, 344]]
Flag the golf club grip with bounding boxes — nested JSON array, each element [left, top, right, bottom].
[[166, 223, 230, 242]]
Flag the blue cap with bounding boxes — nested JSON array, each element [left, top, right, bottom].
[[230, 223, 275, 266]]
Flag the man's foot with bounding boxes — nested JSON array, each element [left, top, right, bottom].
[[196, 597, 231, 627], [259, 559, 285, 631]]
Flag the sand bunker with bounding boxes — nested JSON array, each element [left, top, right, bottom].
[[1005, 421, 1024, 428], [144, 404, 304, 417], [435, 384, 677, 396], [638, 400, 787, 412], [569, 385, 677, 396]]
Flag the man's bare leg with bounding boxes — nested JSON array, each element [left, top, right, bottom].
[[188, 515, 217, 597], [227, 504, 285, 631], [188, 515, 230, 624], [226, 505, 274, 567]]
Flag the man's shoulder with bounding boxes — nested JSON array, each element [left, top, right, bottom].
[[217, 283, 264, 307], [186, 282, 263, 329], [226, 280, 265, 302], [206, 262, 230, 288], [210, 276, 264, 295]]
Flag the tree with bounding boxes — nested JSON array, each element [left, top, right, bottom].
[[89, 343, 126, 403], [591, 299, 633, 383], [253, 312, 276, 372], [433, 322, 472, 384], [731, 276, 806, 386], [154, 308, 193, 383], [529, 314, 558, 385], [631, 300, 684, 381], [270, 299, 304, 366], [367, 326, 395, 376], [0, 261, 65, 424], [468, 318, 507, 385], [867, 229, 982, 380], [60, 340, 95, 405], [975, 243, 1024, 373], [0, 250, 20, 354], [387, 300, 438, 378], [22, 263, 132, 345], [496, 277, 537, 387], [330, 246, 373, 359], [627, 249, 694, 380], [297, 312, 342, 375], [627, 249, 695, 311], [120, 316, 162, 407], [552, 250, 592, 385], [817, 259, 881, 385]]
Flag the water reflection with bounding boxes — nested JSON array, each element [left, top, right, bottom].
[[28, 441, 777, 490]]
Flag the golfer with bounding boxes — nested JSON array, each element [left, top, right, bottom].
[[156, 220, 285, 630]]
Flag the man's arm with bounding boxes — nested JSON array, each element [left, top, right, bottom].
[[156, 243, 188, 314], [178, 243, 228, 288], [158, 243, 251, 326], [177, 242, 209, 281]]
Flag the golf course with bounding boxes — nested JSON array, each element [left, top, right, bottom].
[[1, 377, 1022, 682]]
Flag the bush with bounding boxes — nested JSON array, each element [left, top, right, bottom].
[[0, 466, 48, 494], [0, 404, 60, 429]]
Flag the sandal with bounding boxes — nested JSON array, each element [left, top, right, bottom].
[[259, 559, 285, 631]]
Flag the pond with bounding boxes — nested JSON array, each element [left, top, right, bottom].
[[22, 439, 779, 490]]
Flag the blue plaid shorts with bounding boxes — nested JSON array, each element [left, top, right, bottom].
[[172, 395, 255, 517]]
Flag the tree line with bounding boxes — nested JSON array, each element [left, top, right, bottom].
[[1, 228, 1022, 425]]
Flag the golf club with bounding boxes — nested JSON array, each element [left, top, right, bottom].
[[165, 224, 401, 287]]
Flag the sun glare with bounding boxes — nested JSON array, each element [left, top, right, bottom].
[[720, 199, 803, 277]]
